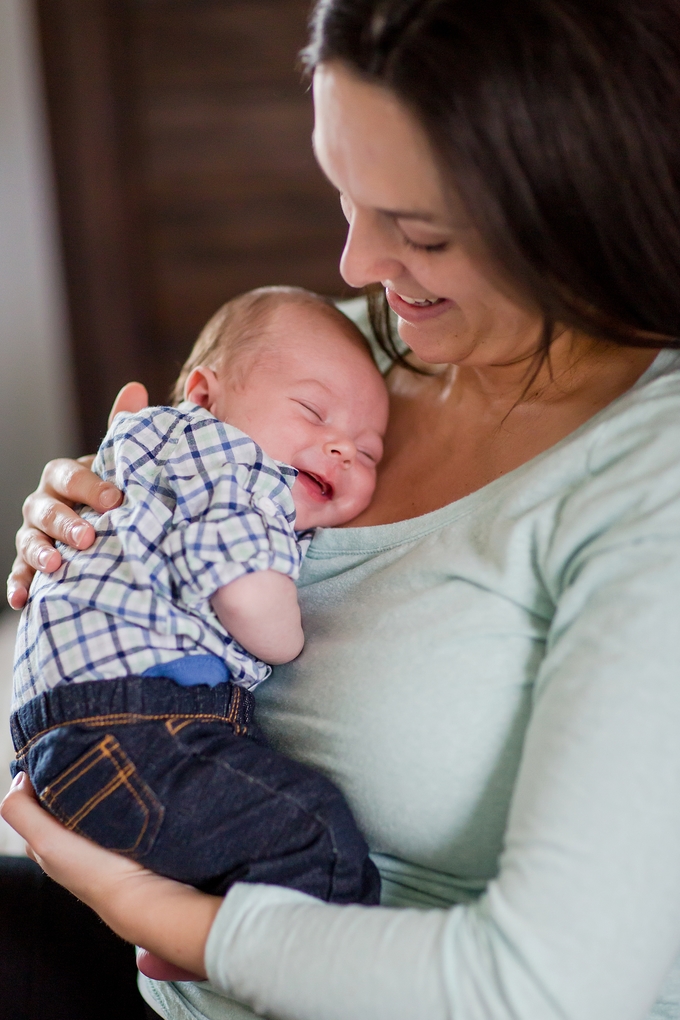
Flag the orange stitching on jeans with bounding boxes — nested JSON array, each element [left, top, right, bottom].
[[164, 717, 195, 736], [45, 738, 137, 832], [39, 735, 154, 854], [41, 735, 123, 802], [226, 687, 245, 736], [41, 735, 135, 822], [70, 743, 150, 850], [14, 709, 242, 759]]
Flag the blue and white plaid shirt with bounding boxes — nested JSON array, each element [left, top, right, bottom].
[[13, 403, 310, 709]]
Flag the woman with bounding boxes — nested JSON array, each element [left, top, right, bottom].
[[5, 0, 680, 1017]]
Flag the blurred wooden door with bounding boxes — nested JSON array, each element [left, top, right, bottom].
[[35, 0, 349, 449]]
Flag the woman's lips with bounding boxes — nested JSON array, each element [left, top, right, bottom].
[[297, 471, 334, 502], [386, 288, 455, 322]]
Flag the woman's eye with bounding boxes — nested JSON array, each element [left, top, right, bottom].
[[402, 235, 449, 253]]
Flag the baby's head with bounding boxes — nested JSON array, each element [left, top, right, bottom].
[[173, 287, 389, 530]]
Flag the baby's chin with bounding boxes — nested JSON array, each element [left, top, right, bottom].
[[294, 498, 369, 531], [292, 476, 367, 529]]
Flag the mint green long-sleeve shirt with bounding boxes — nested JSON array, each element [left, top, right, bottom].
[[142, 350, 680, 1020]]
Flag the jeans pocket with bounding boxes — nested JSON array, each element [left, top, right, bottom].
[[38, 733, 164, 857]]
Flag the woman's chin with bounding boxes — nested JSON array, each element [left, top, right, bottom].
[[396, 318, 464, 367]]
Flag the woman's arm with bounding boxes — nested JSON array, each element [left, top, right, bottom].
[[192, 416, 680, 1020], [10, 492, 680, 1020], [0, 774, 221, 977], [7, 383, 149, 609], [198, 528, 680, 1020], [9, 390, 680, 1020], [8, 535, 680, 1020]]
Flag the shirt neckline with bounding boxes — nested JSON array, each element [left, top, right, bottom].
[[307, 348, 680, 557]]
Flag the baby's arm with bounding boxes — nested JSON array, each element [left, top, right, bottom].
[[210, 570, 304, 665]]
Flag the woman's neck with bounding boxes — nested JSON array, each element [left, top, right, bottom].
[[406, 328, 656, 405], [345, 337, 660, 528]]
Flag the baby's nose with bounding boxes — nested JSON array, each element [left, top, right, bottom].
[[323, 437, 356, 466]]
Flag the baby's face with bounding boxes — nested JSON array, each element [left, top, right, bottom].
[[202, 302, 389, 530]]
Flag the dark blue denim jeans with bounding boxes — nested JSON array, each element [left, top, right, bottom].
[[10, 676, 380, 903]]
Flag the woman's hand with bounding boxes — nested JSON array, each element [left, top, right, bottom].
[[7, 383, 150, 609], [0, 774, 221, 978]]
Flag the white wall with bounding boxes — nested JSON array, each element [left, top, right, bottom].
[[0, 0, 77, 587], [0, 612, 23, 853], [0, 0, 77, 848]]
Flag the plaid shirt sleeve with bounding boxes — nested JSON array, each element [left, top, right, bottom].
[[103, 406, 304, 614]]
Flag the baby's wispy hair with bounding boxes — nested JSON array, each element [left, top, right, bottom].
[[171, 286, 371, 404]]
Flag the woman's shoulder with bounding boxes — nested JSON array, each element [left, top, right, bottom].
[[538, 351, 680, 583], [583, 349, 680, 475]]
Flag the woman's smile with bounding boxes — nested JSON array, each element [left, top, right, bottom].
[[385, 288, 455, 323], [312, 62, 546, 371]]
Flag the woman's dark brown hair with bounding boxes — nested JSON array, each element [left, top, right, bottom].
[[303, 0, 680, 364]]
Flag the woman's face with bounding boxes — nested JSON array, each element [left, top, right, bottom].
[[312, 61, 544, 368]]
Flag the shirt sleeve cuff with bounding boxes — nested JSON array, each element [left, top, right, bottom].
[[205, 883, 317, 996]]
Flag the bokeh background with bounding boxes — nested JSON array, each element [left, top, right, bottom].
[[0, 0, 350, 584], [0, 0, 351, 849]]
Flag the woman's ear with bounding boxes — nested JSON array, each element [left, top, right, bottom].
[[184, 366, 221, 409]]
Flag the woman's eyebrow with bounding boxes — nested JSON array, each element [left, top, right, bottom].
[[380, 207, 466, 229], [378, 207, 439, 222]]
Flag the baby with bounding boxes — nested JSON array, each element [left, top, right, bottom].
[[11, 286, 388, 978]]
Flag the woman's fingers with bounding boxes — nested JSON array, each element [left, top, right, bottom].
[[35, 458, 122, 517], [109, 382, 149, 427], [7, 542, 54, 609], [0, 774, 188, 955], [20, 499, 89, 557], [0, 774, 92, 889], [0, 773, 56, 866], [2, 775, 216, 975], [0, 774, 139, 903], [7, 457, 123, 608]]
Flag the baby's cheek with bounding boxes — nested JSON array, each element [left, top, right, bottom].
[[350, 470, 378, 515]]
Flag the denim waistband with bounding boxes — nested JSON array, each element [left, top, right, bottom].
[[11, 676, 255, 758]]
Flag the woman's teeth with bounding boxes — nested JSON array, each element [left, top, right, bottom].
[[397, 294, 441, 306]]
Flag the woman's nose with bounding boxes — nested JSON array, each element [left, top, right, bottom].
[[339, 208, 404, 289], [323, 437, 357, 467]]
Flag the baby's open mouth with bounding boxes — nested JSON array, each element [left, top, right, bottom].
[[298, 471, 334, 502]]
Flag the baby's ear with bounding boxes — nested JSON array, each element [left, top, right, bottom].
[[184, 366, 219, 408]]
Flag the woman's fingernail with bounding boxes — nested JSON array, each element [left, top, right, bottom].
[[72, 524, 88, 545], [10, 772, 25, 790], [100, 488, 119, 508], [37, 549, 53, 569]]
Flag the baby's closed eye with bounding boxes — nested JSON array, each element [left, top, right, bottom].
[[293, 399, 325, 423]]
